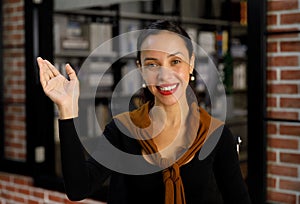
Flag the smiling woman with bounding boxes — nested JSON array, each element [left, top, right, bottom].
[[36, 20, 251, 204]]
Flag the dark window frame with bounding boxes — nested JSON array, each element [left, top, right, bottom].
[[0, 0, 4, 169], [247, 0, 267, 203], [24, 0, 64, 191]]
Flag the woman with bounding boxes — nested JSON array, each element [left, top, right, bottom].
[[37, 20, 251, 204]]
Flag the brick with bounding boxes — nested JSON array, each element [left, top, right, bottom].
[[280, 152, 300, 164], [32, 190, 44, 199], [1, 191, 13, 199], [49, 193, 65, 202], [280, 179, 300, 192], [14, 176, 32, 186], [28, 199, 41, 204], [281, 12, 300, 25], [12, 195, 26, 203], [280, 124, 300, 136], [267, 14, 277, 26], [267, 28, 300, 38], [0, 174, 11, 182], [5, 114, 25, 121], [281, 70, 300, 80], [267, 164, 298, 177], [267, 70, 277, 80], [267, 123, 278, 134], [267, 110, 299, 120], [268, 137, 298, 149], [281, 41, 300, 52], [280, 98, 300, 108], [268, 56, 298, 67], [268, 0, 298, 11], [267, 177, 276, 188], [16, 5, 24, 12], [17, 152, 26, 160], [5, 150, 18, 159], [267, 191, 296, 204], [267, 97, 277, 108], [267, 150, 277, 162], [6, 184, 16, 192], [3, 6, 14, 13], [5, 124, 25, 131], [267, 84, 298, 94]]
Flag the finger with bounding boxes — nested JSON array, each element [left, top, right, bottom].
[[37, 57, 48, 89], [37, 57, 54, 80], [44, 60, 60, 77], [65, 64, 78, 81]]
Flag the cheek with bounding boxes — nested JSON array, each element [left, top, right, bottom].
[[177, 69, 190, 84], [142, 72, 156, 84]]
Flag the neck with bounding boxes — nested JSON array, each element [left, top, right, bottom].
[[152, 97, 190, 127]]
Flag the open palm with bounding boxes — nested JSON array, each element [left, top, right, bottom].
[[37, 57, 79, 118]]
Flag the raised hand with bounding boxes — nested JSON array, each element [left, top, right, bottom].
[[37, 57, 79, 119]]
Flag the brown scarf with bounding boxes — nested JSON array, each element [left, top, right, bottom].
[[114, 102, 223, 204]]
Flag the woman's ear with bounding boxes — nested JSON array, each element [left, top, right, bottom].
[[189, 53, 195, 74], [136, 60, 141, 68]]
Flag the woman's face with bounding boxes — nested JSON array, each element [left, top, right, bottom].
[[140, 31, 194, 107]]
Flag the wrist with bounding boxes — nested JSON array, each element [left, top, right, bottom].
[[58, 104, 78, 120]]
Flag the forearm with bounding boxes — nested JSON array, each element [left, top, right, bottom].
[[58, 119, 110, 201]]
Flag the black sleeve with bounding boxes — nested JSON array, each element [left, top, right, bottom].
[[213, 126, 252, 204], [59, 118, 112, 201]]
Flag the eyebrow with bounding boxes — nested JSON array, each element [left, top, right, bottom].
[[142, 52, 184, 62], [168, 52, 184, 57]]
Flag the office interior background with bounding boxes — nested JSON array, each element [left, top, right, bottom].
[[0, 0, 300, 203]]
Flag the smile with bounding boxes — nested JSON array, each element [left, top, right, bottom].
[[156, 83, 179, 95]]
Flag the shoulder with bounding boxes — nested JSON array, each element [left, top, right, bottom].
[[103, 118, 141, 155], [198, 125, 235, 160]]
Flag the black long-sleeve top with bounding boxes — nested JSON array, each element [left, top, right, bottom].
[[59, 118, 251, 204]]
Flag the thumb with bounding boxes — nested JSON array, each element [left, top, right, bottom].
[[65, 64, 77, 81]]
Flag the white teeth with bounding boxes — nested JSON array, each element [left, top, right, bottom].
[[159, 84, 177, 91]]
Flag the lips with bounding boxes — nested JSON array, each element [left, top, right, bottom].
[[156, 83, 179, 95]]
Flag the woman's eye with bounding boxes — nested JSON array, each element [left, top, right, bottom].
[[172, 59, 181, 65], [148, 63, 157, 67], [143, 63, 159, 71]]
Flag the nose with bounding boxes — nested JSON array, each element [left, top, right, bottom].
[[158, 66, 172, 81]]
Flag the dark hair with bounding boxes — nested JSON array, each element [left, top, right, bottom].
[[135, 20, 195, 106], [136, 20, 194, 64]]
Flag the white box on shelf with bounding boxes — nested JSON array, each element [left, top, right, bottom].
[[89, 23, 113, 54]]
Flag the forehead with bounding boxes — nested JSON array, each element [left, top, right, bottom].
[[140, 31, 188, 55]]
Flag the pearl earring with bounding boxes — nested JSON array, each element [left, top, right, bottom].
[[190, 74, 195, 81], [142, 83, 147, 88]]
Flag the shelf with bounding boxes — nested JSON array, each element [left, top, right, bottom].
[[54, 0, 152, 12], [54, 8, 247, 28], [55, 50, 117, 58]]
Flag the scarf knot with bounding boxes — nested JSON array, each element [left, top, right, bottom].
[[163, 162, 184, 204], [163, 163, 180, 183]]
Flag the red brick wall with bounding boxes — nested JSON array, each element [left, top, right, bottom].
[[0, 172, 104, 204], [266, 0, 300, 203], [3, 0, 26, 161]]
